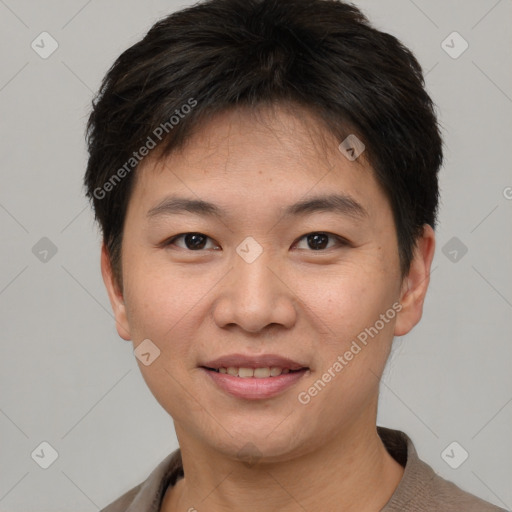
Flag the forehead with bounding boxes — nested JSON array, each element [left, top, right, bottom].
[[156, 104, 365, 176], [130, 104, 387, 220]]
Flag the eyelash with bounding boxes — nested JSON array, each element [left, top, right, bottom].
[[163, 232, 349, 252]]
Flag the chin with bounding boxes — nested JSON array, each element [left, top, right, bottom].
[[204, 423, 314, 465]]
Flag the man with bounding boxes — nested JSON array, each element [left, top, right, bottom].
[[84, 0, 506, 510]]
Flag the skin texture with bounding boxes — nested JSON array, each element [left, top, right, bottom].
[[102, 104, 435, 512]]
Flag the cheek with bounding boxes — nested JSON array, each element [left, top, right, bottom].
[[293, 262, 396, 341], [122, 260, 173, 340], [122, 256, 218, 358], [294, 273, 397, 433], [121, 262, 207, 415]]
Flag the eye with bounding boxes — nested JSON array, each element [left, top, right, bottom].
[[294, 232, 348, 251], [165, 232, 219, 251], [163, 231, 349, 252]]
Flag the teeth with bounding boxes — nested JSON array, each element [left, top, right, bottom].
[[253, 367, 270, 378], [238, 367, 254, 378], [215, 366, 298, 377]]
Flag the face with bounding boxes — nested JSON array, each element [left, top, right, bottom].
[[102, 104, 434, 463]]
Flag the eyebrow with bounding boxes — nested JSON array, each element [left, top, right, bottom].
[[146, 193, 368, 222]]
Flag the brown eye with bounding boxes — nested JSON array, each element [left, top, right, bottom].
[[307, 233, 329, 250], [166, 233, 217, 250], [294, 232, 347, 251]]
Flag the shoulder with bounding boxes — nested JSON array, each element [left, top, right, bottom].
[[378, 427, 507, 512], [100, 449, 183, 512], [426, 469, 507, 511], [101, 484, 143, 512]]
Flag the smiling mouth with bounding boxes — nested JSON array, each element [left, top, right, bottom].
[[202, 366, 307, 378]]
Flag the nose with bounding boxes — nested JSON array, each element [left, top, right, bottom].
[[212, 248, 297, 334]]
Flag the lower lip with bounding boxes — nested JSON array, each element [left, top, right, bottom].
[[201, 368, 309, 400]]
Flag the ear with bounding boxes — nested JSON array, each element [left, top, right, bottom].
[[394, 224, 436, 337], [101, 243, 131, 341]]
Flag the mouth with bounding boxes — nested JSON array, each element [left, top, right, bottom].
[[202, 366, 306, 378], [201, 353, 308, 372], [199, 354, 310, 400]]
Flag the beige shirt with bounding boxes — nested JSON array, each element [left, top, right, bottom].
[[100, 427, 507, 511]]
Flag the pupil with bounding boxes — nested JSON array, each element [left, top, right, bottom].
[[185, 233, 206, 249], [182, 233, 329, 250], [308, 233, 328, 250]]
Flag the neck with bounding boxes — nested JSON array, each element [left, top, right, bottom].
[[162, 422, 404, 512]]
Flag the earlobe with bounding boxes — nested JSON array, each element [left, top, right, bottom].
[[394, 224, 436, 337], [100, 244, 131, 341]]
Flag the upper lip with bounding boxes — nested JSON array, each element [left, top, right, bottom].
[[201, 354, 308, 371]]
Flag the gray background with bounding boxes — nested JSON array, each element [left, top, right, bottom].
[[1, 0, 511, 510]]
